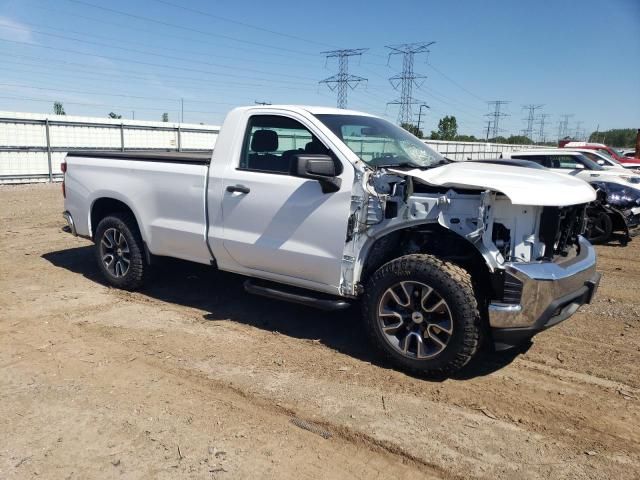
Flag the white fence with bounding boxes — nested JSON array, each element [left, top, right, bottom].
[[424, 139, 547, 161], [0, 111, 219, 183], [0, 111, 547, 183]]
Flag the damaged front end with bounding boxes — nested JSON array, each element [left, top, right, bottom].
[[340, 164, 600, 351]]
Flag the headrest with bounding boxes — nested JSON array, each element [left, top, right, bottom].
[[305, 139, 328, 154], [251, 130, 278, 152]]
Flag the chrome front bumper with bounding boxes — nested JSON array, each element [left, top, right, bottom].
[[489, 236, 601, 349]]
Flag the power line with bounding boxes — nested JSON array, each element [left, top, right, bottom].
[[319, 49, 368, 109], [149, 0, 336, 49], [0, 21, 317, 82], [0, 54, 318, 92], [2, 17, 318, 69], [522, 104, 544, 140], [0, 39, 317, 87], [386, 42, 435, 125], [485, 100, 510, 137], [425, 63, 486, 103], [63, 0, 317, 57], [29, 2, 314, 62]]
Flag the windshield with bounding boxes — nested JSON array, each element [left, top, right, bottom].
[[582, 150, 618, 165], [577, 154, 605, 170], [597, 147, 621, 159], [314, 114, 446, 168]]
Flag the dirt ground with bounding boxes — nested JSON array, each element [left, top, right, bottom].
[[1, 183, 639, 480]]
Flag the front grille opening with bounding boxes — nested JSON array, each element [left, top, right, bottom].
[[539, 205, 586, 260], [503, 273, 523, 304]]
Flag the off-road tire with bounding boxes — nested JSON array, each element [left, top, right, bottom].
[[94, 213, 147, 290], [362, 254, 482, 376]]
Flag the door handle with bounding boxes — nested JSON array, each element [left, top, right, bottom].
[[226, 184, 250, 194]]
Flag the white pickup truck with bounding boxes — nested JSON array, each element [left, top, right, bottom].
[[62, 105, 601, 376]]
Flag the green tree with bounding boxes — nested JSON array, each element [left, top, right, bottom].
[[454, 134, 479, 142], [108, 112, 122, 119], [430, 116, 458, 140], [53, 101, 65, 115], [589, 128, 636, 148], [161, 112, 169, 122], [505, 135, 534, 145], [400, 122, 423, 138]]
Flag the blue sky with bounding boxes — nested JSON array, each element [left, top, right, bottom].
[[0, 0, 638, 139]]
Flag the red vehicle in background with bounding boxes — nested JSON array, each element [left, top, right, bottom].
[[559, 141, 640, 164]]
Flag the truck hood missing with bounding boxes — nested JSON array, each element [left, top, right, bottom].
[[390, 161, 596, 206]]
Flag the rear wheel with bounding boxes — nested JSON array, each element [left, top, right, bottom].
[[94, 213, 146, 290], [362, 254, 482, 376]]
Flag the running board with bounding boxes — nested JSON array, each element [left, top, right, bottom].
[[243, 280, 351, 311]]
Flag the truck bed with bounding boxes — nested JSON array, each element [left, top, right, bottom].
[[66, 150, 212, 165]]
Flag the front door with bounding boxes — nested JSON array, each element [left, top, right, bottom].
[[220, 113, 353, 290]]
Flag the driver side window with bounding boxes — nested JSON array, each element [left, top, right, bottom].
[[239, 115, 333, 175]]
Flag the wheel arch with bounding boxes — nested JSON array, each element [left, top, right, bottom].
[[90, 196, 144, 243], [355, 222, 493, 295]]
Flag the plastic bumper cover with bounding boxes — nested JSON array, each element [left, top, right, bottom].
[[489, 236, 601, 350]]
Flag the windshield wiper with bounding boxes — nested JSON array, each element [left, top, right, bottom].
[[375, 161, 423, 169]]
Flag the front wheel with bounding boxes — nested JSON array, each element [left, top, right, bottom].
[[362, 254, 482, 376], [94, 213, 147, 290]]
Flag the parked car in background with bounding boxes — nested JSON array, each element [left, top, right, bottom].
[[569, 148, 640, 172], [588, 181, 640, 244], [501, 149, 640, 187], [561, 141, 640, 164]]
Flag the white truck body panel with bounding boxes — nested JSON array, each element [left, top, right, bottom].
[[64, 156, 211, 264], [390, 161, 596, 206]]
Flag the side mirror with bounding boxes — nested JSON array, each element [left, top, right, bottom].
[[597, 160, 605, 166], [574, 163, 585, 169], [292, 154, 341, 193]]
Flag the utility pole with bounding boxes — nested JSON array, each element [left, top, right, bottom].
[[536, 113, 550, 144], [485, 100, 510, 138], [574, 121, 584, 140], [132, 110, 135, 120], [319, 48, 368, 109], [485, 120, 493, 141], [416, 104, 430, 136], [386, 42, 435, 125], [180, 98, 184, 123], [522, 104, 543, 140]]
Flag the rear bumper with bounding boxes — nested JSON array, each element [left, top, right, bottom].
[[489, 236, 601, 350], [62, 211, 77, 236]]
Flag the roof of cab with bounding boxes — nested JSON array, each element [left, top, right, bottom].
[[229, 105, 378, 118]]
